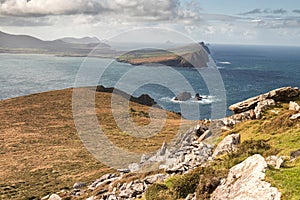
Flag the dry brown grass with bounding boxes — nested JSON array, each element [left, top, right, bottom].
[[0, 88, 194, 199]]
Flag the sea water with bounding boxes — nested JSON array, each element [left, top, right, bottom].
[[0, 45, 299, 119]]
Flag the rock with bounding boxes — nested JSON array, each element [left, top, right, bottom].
[[195, 124, 209, 137], [73, 182, 86, 189], [254, 99, 276, 119], [266, 156, 284, 169], [197, 130, 212, 142], [185, 193, 196, 200], [128, 163, 140, 172], [229, 87, 300, 114], [212, 134, 240, 158], [290, 149, 300, 159], [157, 142, 167, 156], [195, 93, 202, 101], [290, 113, 300, 120], [289, 101, 300, 111], [117, 169, 130, 173], [48, 194, 61, 200], [211, 154, 281, 200], [174, 92, 192, 101], [144, 174, 167, 184]]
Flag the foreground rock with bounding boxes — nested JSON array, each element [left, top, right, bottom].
[[211, 154, 281, 200], [229, 87, 300, 114], [212, 134, 240, 158], [289, 101, 300, 111]]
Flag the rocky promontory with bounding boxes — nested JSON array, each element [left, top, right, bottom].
[[116, 43, 211, 68], [43, 86, 300, 200]]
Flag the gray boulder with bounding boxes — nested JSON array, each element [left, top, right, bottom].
[[289, 101, 300, 111], [211, 154, 281, 200], [48, 194, 61, 200], [266, 156, 284, 169], [290, 113, 300, 120], [174, 92, 192, 101], [291, 149, 300, 160], [212, 134, 240, 158], [254, 99, 276, 119]]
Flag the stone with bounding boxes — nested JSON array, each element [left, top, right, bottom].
[[289, 101, 300, 111], [117, 169, 130, 173], [128, 163, 140, 172], [197, 130, 212, 142], [212, 134, 240, 158], [195, 93, 202, 101], [211, 154, 281, 200], [48, 194, 61, 200], [290, 149, 300, 159], [174, 92, 192, 101], [254, 99, 276, 119], [185, 193, 196, 200], [195, 124, 209, 137], [144, 174, 166, 184], [290, 113, 300, 120], [266, 156, 284, 169], [73, 182, 86, 189]]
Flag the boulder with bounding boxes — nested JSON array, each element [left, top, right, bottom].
[[254, 99, 276, 119], [229, 87, 300, 114], [195, 93, 202, 101], [266, 156, 284, 169], [211, 154, 281, 200], [174, 92, 192, 101], [212, 134, 240, 158], [73, 182, 86, 189], [290, 149, 300, 160], [290, 113, 300, 120], [289, 101, 300, 111], [48, 194, 61, 200]]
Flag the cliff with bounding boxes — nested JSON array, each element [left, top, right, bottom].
[[117, 43, 211, 68]]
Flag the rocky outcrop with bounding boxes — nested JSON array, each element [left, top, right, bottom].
[[290, 113, 300, 120], [96, 85, 157, 106], [289, 101, 300, 111], [229, 87, 300, 114], [266, 156, 285, 169], [174, 92, 192, 101], [211, 154, 281, 200], [254, 99, 276, 119], [212, 134, 240, 158]]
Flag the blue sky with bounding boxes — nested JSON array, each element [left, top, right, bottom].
[[0, 0, 300, 46]]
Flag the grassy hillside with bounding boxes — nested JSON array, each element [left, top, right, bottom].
[[140, 99, 300, 200], [0, 88, 194, 200]]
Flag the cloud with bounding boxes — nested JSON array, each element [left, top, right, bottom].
[[0, 0, 181, 21], [0, 16, 51, 26], [293, 9, 300, 14], [240, 8, 288, 15]]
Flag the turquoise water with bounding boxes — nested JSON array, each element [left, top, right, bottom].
[[0, 45, 299, 119]]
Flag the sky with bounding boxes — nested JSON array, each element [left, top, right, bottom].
[[0, 0, 300, 46]]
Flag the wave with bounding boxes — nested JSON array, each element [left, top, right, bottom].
[[159, 95, 216, 105], [218, 61, 231, 65]]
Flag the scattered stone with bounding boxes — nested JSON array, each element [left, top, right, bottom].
[[195, 93, 202, 101], [289, 101, 300, 111], [174, 92, 192, 101], [211, 154, 281, 200], [290, 113, 300, 120], [185, 193, 196, 200], [73, 182, 86, 189], [290, 149, 300, 160], [212, 134, 240, 158], [266, 156, 284, 169], [254, 99, 276, 119], [48, 194, 61, 200], [197, 130, 212, 142], [117, 169, 130, 173]]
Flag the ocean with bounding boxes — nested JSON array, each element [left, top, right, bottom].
[[0, 44, 299, 119]]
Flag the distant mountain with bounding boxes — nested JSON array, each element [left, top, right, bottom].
[[57, 36, 101, 44], [0, 31, 112, 56]]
